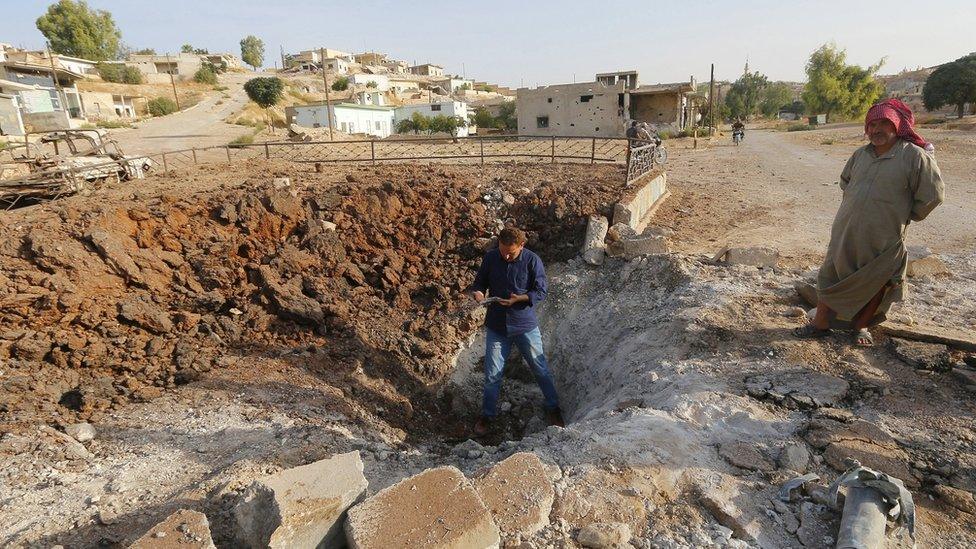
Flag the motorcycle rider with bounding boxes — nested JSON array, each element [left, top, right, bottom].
[[732, 118, 745, 141]]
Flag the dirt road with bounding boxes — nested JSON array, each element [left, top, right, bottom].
[[109, 72, 258, 155], [660, 127, 976, 263]]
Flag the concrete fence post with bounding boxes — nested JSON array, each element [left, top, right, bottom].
[[192, 148, 198, 164], [371, 140, 376, 165], [161, 152, 168, 172], [480, 138, 485, 165], [264, 143, 270, 159], [551, 136, 556, 163], [226, 146, 232, 163], [591, 137, 596, 164]]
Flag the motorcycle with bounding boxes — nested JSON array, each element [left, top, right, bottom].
[[732, 128, 745, 145]]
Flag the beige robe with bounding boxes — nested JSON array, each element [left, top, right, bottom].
[[817, 139, 945, 325]]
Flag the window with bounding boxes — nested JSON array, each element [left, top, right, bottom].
[[547, 98, 552, 103], [375, 120, 381, 130], [580, 95, 593, 103], [431, 104, 442, 111], [536, 116, 549, 129]]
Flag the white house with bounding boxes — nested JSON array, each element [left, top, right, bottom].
[[349, 73, 389, 91], [433, 76, 475, 93], [394, 101, 471, 137], [287, 102, 394, 138]]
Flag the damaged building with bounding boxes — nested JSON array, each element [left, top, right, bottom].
[[517, 71, 696, 137]]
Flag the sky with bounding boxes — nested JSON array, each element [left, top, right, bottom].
[[4, 0, 975, 87]]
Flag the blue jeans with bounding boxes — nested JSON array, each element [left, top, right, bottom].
[[483, 326, 560, 417]]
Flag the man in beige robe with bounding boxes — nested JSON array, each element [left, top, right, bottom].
[[795, 99, 945, 345]]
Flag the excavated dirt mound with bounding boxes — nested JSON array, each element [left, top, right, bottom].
[[0, 161, 626, 438]]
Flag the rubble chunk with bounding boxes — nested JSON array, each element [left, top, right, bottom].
[[234, 451, 367, 549], [907, 254, 949, 278], [130, 509, 216, 549], [472, 452, 554, 537], [778, 443, 811, 473], [65, 422, 96, 443], [888, 337, 951, 371], [118, 297, 173, 334], [721, 246, 779, 268], [577, 522, 632, 548], [719, 441, 775, 472], [581, 215, 609, 266], [345, 466, 500, 549], [606, 233, 669, 259]]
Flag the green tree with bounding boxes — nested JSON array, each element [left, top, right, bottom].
[[760, 82, 795, 118], [243, 77, 284, 131], [36, 0, 121, 61], [496, 101, 517, 131], [365, 81, 378, 89], [133, 47, 156, 55], [239, 35, 265, 70], [395, 118, 416, 134], [96, 62, 142, 84], [923, 54, 976, 118], [331, 76, 349, 91], [147, 97, 178, 116], [411, 111, 430, 134], [470, 107, 495, 129], [802, 43, 884, 123], [182, 43, 209, 55], [724, 72, 768, 119], [193, 66, 218, 85]]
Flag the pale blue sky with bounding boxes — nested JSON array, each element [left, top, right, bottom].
[[4, 0, 974, 87]]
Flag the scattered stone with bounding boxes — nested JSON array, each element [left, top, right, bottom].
[[234, 451, 367, 549], [130, 509, 215, 548], [794, 281, 818, 307], [87, 229, 143, 284], [64, 422, 95, 443], [272, 177, 291, 189], [118, 297, 173, 334], [745, 371, 849, 410], [502, 192, 516, 206], [722, 246, 779, 268], [473, 452, 554, 537], [453, 439, 485, 459], [581, 215, 609, 266], [719, 442, 775, 472], [907, 255, 949, 278], [888, 337, 951, 371], [778, 443, 810, 473], [39, 425, 92, 461], [345, 466, 500, 549], [606, 233, 669, 259], [795, 502, 836, 548], [576, 522, 632, 549]]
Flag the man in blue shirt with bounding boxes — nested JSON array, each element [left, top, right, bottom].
[[468, 227, 563, 436]]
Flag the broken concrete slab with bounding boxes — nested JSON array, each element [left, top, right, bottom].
[[778, 443, 811, 473], [794, 280, 818, 307], [606, 233, 669, 259], [718, 442, 775, 472], [130, 509, 216, 549], [345, 466, 500, 549], [472, 452, 554, 538], [234, 451, 367, 549], [880, 322, 976, 352], [888, 337, 951, 371], [720, 246, 779, 268], [613, 173, 667, 232], [64, 422, 95, 443], [581, 216, 609, 266], [745, 371, 849, 410], [697, 480, 767, 544], [934, 484, 976, 516], [576, 522, 632, 548]]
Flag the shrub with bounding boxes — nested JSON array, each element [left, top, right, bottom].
[[147, 97, 178, 116], [243, 77, 284, 108], [193, 67, 218, 85], [213, 85, 229, 92], [96, 119, 131, 129], [97, 63, 143, 84], [229, 134, 255, 146], [331, 76, 349, 92]]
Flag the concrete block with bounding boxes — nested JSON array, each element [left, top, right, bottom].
[[606, 234, 669, 259], [724, 246, 779, 268], [130, 509, 216, 549], [581, 216, 609, 266], [577, 522, 632, 548], [345, 466, 500, 549], [613, 173, 667, 231], [473, 452, 554, 537], [234, 451, 367, 549]]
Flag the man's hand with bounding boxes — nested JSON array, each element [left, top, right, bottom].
[[497, 294, 529, 307], [471, 290, 486, 303]]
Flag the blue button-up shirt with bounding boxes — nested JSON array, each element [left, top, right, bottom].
[[470, 248, 548, 336]]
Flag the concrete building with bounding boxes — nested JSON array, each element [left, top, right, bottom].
[[124, 53, 204, 82], [383, 59, 409, 74], [628, 81, 696, 129], [354, 52, 387, 65], [356, 90, 386, 106], [0, 53, 87, 134], [516, 81, 628, 137], [409, 63, 444, 77], [350, 73, 389, 91], [596, 70, 639, 90], [286, 102, 394, 138], [389, 78, 422, 95], [394, 101, 471, 137], [285, 48, 353, 69], [433, 76, 474, 93], [79, 91, 145, 120]]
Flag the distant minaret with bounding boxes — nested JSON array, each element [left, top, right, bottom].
[[743, 56, 750, 76]]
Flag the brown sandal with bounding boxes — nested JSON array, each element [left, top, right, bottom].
[[793, 324, 832, 339]]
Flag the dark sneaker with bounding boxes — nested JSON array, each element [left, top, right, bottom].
[[546, 407, 565, 428], [473, 416, 492, 437]]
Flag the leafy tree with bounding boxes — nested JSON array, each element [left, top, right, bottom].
[[760, 82, 795, 117], [181, 44, 209, 55], [365, 81, 378, 89], [331, 76, 349, 91], [243, 77, 284, 131], [802, 43, 884, 123], [470, 107, 496, 129], [496, 101, 517, 131], [923, 54, 976, 118], [395, 118, 416, 134], [147, 97, 178, 116], [725, 72, 768, 120], [239, 35, 265, 70], [133, 47, 156, 55], [411, 111, 429, 134], [97, 62, 143, 84], [193, 66, 218, 85], [36, 0, 121, 61]]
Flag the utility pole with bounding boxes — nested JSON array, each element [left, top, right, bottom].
[[280, 45, 286, 70], [319, 47, 334, 140], [708, 63, 715, 136], [167, 53, 181, 109]]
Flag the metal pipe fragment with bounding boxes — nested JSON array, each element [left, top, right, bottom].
[[836, 486, 888, 549]]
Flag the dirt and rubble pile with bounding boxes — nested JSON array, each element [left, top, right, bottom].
[[0, 162, 624, 432]]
